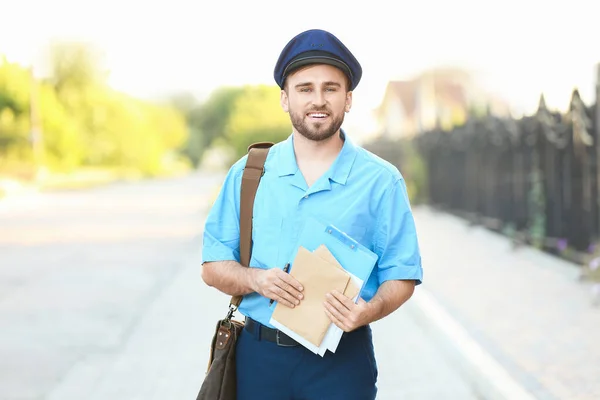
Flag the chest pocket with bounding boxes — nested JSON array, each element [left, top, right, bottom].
[[250, 217, 283, 269]]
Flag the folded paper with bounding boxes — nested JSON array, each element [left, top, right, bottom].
[[270, 246, 350, 347], [270, 217, 379, 356], [313, 245, 360, 300]]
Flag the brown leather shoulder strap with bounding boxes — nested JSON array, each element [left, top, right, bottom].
[[231, 141, 273, 307]]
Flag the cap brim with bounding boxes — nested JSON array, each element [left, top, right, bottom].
[[282, 55, 353, 82]]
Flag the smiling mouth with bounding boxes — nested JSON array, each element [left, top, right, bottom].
[[307, 112, 329, 119]]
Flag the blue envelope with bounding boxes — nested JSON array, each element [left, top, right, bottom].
[[290, 217, 379, 299]]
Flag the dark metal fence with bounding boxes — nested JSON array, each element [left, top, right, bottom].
[[412, 70, 600, 263]]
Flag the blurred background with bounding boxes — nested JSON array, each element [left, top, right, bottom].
[[1, 1, 599, 399]]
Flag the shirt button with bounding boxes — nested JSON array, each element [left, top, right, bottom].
[[304, 195, 309, 199]]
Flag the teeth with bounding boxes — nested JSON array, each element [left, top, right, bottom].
[[309, 113, 327, 117]]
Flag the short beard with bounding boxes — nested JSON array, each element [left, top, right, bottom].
[[289, 106, 344, 142]]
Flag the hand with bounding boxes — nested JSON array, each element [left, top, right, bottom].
[[252, 268, 304, 308], [324, 290, 372, 332]]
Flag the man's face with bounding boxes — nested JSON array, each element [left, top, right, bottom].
[[280, 64, 352, 142]]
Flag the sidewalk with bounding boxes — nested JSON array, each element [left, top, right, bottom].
[[412, 206, 600, 400]]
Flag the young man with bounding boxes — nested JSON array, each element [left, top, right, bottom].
[[201, 29, 423, 400]]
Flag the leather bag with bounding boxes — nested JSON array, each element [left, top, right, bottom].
[[196, 142, 273, 400]]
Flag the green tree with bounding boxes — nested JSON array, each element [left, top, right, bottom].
[[46, 43, 108, 166], [225, 84, 291, 161], [179, 86, 245, 167], [44, 42, 188, 176], [1, 42, 189, 179], [39, 82, 83, 170], [0, 57, 35, 173], [48, 41, 107, 93]]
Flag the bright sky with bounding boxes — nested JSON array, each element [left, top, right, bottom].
[[1, 0, 598, 135]]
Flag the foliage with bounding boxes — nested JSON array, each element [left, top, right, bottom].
[[38, 82, 83, 169], [175, 87, 245, 167], [363, 137, 428, 204], [224, 85, 291, 162], [0, 57, 31, 160], [0, 43, 189, 178], [2, 39, 291, 179], [174, 84, 291, 167]]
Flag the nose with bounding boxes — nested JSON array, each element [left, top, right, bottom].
[[311, 89, 326, 108]]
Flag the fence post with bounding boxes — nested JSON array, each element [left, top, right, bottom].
[[595, 64, 600, 244], [567, 89, 594, 253]]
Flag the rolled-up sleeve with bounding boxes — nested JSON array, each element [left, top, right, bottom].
[[374, 178, 423, 285], [201, 160, 244, 264]]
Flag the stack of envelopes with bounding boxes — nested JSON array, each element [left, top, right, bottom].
[[271, 245, 360, 347]]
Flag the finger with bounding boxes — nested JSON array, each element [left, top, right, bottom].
[[324, 306, 349, 332], [274, 277, 303, 301], [271, 285, 301, 306], [277, 270, 304, 293], [325, 293, 352, 315], [270, 291, 297, 308], [324, 296, 350, 320], [330, 290, 356, 309], [324, 293, 349, 317]]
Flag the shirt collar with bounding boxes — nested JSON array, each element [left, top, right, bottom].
[[329, 131, 357, 185], [277, 130, 358, 186], [277, 133, 298, 177]]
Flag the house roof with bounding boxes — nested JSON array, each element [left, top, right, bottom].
[[382, 73, 469, 117], [434, 81, 467, 108], [386, 80, 418, 116]]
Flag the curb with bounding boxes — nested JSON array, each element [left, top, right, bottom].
[[408, 288, 537, 400]]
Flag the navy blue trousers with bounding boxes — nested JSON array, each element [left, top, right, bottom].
[[236, 323, 378, 400]]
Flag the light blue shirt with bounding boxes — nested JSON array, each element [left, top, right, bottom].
[[202, 131, 423, 328]]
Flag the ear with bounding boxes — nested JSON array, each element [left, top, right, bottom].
[[345, 91, 353, 113], [280, 89, 289, 112]]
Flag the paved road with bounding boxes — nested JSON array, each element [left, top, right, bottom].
[[0, 172, 480, 400]]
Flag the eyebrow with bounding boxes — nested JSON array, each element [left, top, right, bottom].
[[294, 81, 342, 89]]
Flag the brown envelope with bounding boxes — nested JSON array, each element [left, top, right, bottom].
[[313, 245, 360, 301], [271, 246, 350, 347]]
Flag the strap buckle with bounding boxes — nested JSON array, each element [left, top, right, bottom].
[[224, 304, 237, 325], [276, 330, 297, 347]]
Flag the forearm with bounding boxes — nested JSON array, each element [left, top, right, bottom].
[[366, 279, 415, 323], [201, 260, 258, 296]]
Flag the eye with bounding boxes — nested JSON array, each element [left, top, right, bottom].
[[299, 88, 311, 92], [325, 87, 337, 92]]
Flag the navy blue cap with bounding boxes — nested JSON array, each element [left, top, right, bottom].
[[274, 29, 362, 91]]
